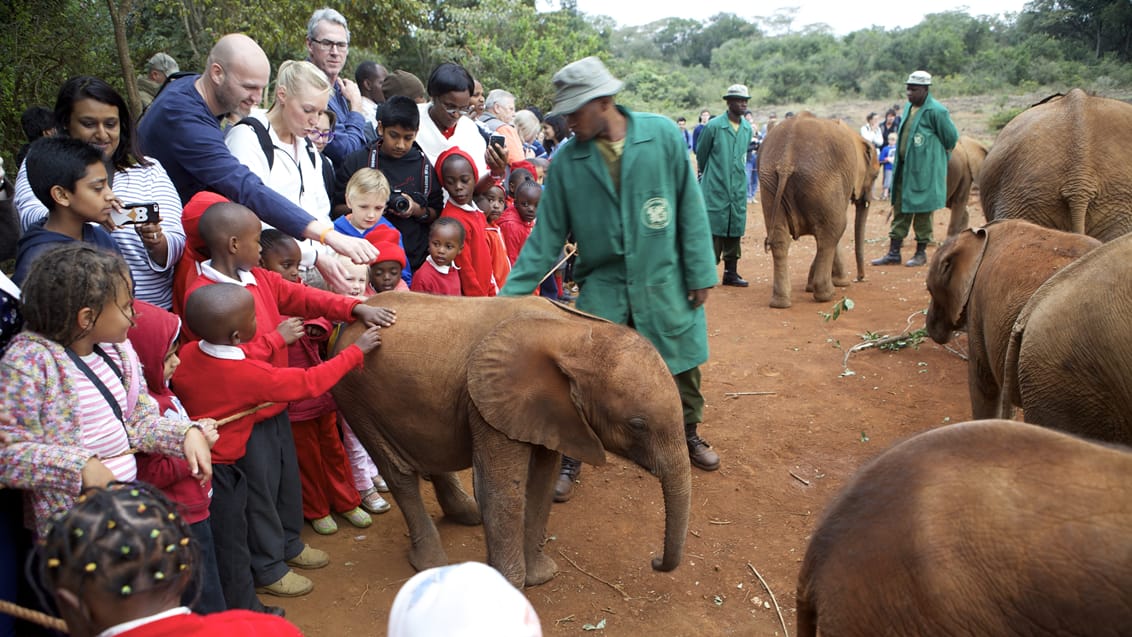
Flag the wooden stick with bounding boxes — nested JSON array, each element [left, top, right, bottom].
[[538, 244, 578, 287], [558, 550, 629, 600], [748, 562, 789, 637], [724, 391, 777, 397], [0, 599, 67, 633], [215, 402, 275, 426]]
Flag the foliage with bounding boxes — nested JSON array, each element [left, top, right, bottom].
[[819, 297, 855, 321], [988, 107, 1026, 130]]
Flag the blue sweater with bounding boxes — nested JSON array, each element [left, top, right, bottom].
[[137, 75, 314, 239], [323, 84, 368, 165]]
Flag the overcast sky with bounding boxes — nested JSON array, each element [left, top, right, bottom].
[[542, 0, 1029, 35]]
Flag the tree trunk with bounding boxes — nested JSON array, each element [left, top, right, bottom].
[[106, 0, 140, 118]]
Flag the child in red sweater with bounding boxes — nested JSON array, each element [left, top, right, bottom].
[[498, 179, 541, 265], [410, 218, 464, 296], [177, 202, 393, 607], [475, 179, 511, 288], [436, 147, 495, 296], [259, 231, 374, 536], [40, 482, 302, 637], [174, 282, 381, 614], [129, 301, 226, 615]]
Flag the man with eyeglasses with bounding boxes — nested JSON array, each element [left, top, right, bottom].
[[305, 8, 367, 164]]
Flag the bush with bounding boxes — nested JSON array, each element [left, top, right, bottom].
[[988, 107, 1025, 131]]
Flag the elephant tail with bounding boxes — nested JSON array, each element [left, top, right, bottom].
[[763, 165, 795, 252], [997, 318, 1023, 420]]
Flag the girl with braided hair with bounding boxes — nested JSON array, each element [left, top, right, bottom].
[[41, 482, 300, 636], [0, 243, 215, 539]]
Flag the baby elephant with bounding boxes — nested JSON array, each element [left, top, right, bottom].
[[797, 420, 1132, 636]]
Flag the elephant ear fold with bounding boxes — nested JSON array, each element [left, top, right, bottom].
[[952, 226, 990, 325], [467, 314, 606, 466]]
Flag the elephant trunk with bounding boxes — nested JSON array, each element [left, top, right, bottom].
[[650, 456, 691, 572], [854, 198, 869, 281]]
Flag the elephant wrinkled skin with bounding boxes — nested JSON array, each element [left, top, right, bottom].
[[758, 113, 878, 308], [797, 420, 1132, 637], [925, 220, 1100, 419], [943, 136, 988, 238], [331, 292, 692, 588], [979, 89, 1132, 242], [1003, 230, 1132, 444]]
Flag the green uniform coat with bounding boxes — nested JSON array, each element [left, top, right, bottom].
[[892, 93, 959, 213], [500, 107, 718, 375], [696, 113, 752, 237]]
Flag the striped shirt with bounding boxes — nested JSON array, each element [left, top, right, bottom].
[[14, 157, 186, 310], [74, 349, 136, 480]]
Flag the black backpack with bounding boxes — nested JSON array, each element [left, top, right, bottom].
[[236, 117, 335, 204]]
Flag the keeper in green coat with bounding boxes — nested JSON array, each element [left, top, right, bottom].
[[696, 83, 754, 287], [500, 57, 722, 490], [872, 70, 959, 268]]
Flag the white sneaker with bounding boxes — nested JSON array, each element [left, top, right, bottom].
[[360, 488, 391, 514], [372, 475, 389, 493]]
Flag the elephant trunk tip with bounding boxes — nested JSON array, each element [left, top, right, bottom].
[[651, 554, 680, 572]]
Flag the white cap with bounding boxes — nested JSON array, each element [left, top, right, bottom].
[[387, 562, 543, 637], [905, 70, 932, 85]]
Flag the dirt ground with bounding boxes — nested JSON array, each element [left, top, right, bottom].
[[277, 192, 981, 636]]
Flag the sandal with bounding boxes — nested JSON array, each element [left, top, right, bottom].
[[341, 506, 373, 528]]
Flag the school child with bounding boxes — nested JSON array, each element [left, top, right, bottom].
[[474, 180, 511, 289], [436, 147, 495, 297], [368, 242, 411, 293], [174, 281, 382, 611], [13, 136, 120, 285], [0, 243, 214, 540], [258, 231, 373, 535], [410, 218, 464, 296], [179, 202, 395, 604], [880, 132, 897, 200], [333, 95, 444, 272], [334, 168, 412, 286], [39, 482, 302, 636], [498, 180, 542, 266], [129, 301, 226, 614]]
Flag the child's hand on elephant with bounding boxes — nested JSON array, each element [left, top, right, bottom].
[[687, 288, 710, 309], [276, 317, 305, 345], [353, 325, 382, 353], [353, 304, 397, 328]]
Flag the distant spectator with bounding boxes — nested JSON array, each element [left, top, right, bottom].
[[692, 108, 710, 150], [881, 109, 899, 144], [137, 52, 180, 113], [305, 8, 367, 163], [355, 60, 387, 140], [677, 116, 692, 150], [512, 109, 542, 158], [860, 111, 883, 149], [762, 112, 777, 136], [541, 114, 569, 158], [478, 89, 525, 164], [382, 69, 427, 103], [16, 106, 56, 166]]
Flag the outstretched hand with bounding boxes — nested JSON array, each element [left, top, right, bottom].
[[353, 325, 383, 354], [353, 304, 396, 328], [276, 317, 305, 345]]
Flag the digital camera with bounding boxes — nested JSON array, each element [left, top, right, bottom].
[[388, 190, 412, 214]]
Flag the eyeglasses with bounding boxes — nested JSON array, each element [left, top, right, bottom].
[[439, 103, 474, 117], [310, 129, 335, 142], [310, 38, 349, 52]]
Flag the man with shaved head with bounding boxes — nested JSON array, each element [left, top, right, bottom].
[[138, 33, 376, 291]]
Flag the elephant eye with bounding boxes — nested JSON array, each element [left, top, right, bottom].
[[628, 417, 647, 432]]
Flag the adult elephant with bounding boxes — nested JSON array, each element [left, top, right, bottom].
[[758, 113, 878, 308], [331, 293, 691, 588], [1001, 231, 1132, 444], [979, 89, 1132, 242], [925, 220, 1100, 419], [942, 136, 988, 237], [797, 420, 1132, 637]]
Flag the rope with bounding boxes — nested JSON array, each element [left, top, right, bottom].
[[537, 244, 577, 288], [0, 599, 68, 633]]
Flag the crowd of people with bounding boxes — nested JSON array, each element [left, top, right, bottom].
[[0, 2, 957, 632]]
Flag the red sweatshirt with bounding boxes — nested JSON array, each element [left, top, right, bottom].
[[172, 341, 364, 464], [106, 609, 301, 637], [497, 205, 534, 266], [440, 201, 495, 297]]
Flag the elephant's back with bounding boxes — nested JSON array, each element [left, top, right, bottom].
[[757, 115, 858, 230]]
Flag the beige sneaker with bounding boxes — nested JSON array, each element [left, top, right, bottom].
[[256, 570, 313, 597], [341, 506, 372, 528], [286, 544, 329, 570]]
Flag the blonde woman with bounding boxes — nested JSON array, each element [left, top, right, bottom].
[[226, 60, 333, 268], [512, 109, 542, 159]]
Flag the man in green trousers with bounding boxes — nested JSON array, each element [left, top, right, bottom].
[[697, 83, 754, 286], [500, 57, 721, 503]]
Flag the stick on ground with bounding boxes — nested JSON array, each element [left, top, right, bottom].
[[748, 562, 789, 637]]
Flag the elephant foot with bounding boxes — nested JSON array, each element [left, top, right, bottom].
[[812, 289, 834, 303], [408, 542, 449, 573], [769, 294, 792, 309], [440, 498, 482, 526], [524, 553, 558, 587], [832, 277, 851, 287]]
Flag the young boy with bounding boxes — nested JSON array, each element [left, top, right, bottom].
[[437, 147, 495, 297], [498, 179, 541, 266], [179, 202, 395, 606], [334, 168, 412, 286], [368, 241, 410, 293], [174, 282, 381, 614], [410, 218, 464, 296], [880, 132, 897, 200], [474, 180, 510, 289], [334, 95, 443, 272], [14, 136, 120, 284]]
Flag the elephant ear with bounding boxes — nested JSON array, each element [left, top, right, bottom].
[[943, 226, 990, 327], [467, 313, 606, 466]]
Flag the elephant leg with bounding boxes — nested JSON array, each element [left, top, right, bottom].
[[430, 472, 481, 526], [968, 352, 1001, 420], [523, 447, 560, 587], [385, 471, 449, 572], [809, 238, 837, 302], [947, 197, 970, 238], [831, 248, 851, 287], [767, 228, 793, 308], [470, 418, 531, 588]]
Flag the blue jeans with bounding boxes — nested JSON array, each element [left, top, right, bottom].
[[746, 154, 758, 199]]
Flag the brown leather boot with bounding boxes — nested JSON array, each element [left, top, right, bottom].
[[686, 424, 721, 471], [554, 456, 582, 503]]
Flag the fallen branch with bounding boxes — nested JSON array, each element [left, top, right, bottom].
[[724, 391, 777, 398], [788, 471, 811, 486], [353, 583, 370, 608], [558, 550, 629, 600], [708, 518, 733, 525], [748, 562, 789, 637]]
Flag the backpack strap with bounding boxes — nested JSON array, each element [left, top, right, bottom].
[[236, 117, 275, 170]]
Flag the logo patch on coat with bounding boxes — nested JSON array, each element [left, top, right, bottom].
[[913, 133, 925, 146], [642, 197, 671, 230]]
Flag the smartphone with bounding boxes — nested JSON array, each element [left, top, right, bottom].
[[112, 202, 160, 226], [490, 133, 506, 149]]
